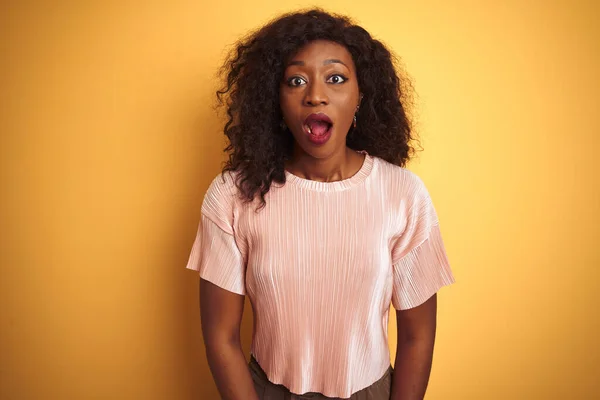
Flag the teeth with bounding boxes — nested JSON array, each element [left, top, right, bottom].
[[305, 124, 312, 134]]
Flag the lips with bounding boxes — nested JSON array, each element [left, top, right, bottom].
[[303, 113, 333, 137]]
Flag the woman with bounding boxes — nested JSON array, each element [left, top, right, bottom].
[[186, 8, 455, 400]]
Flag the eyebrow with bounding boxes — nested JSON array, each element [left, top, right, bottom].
[[287, 59, 349, 68]]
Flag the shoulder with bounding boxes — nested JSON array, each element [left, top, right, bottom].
[[375, 158, 439, 234], [373, 156, 429, 200], [204, 170, 239, 203], [201, 170, 241, 233]]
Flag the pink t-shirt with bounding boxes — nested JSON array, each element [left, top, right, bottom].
[[185, 151, 455, 398]]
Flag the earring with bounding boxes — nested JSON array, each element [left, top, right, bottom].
[[353, 100, 361, 129]]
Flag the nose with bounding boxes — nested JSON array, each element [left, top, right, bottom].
[[303, 81, 329, 106]]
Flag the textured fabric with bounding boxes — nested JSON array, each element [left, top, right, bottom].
[[185, 150, 455, 398], [249, 355, 393, 400]]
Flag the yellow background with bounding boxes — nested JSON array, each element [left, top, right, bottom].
[[1, 1, 598, 399]]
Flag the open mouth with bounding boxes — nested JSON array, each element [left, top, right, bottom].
[[303, 113, 333, 137]]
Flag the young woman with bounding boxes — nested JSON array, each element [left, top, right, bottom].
[[186, 8, 455, 400]]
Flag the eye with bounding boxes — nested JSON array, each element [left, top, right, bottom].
[[327, 74, 347, 84], [287, 76, 307, 87]]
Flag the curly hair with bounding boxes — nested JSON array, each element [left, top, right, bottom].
[[216, 8, 417, 210]]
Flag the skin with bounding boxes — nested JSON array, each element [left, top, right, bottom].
[[201, 39, 437, 400], [201, 280, 259, 400], [392, 294, 438, 400], [280, 39, 365, 182]]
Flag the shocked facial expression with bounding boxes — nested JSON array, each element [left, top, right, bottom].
[[279, 40, 361, 158]]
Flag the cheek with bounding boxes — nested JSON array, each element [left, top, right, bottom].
[[279, 93, 289, 109], [338, 94, 359, 120], [334, 85, 359, 109], [279, 100, 293, 120], [279, 92, 294, 118]]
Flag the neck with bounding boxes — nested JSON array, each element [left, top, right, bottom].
[[285, 146, 365, 183]]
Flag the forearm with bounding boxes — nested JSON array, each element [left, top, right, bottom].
[[390, 338, 435, 400], [205, 341, 259, 400]]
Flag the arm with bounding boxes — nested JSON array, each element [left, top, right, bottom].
[[390, 293, 437, 400], [200, 278, 259, 400]]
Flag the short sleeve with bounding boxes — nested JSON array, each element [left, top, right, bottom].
[[185, 173, 247, 295], [390, 173, 455, 310]]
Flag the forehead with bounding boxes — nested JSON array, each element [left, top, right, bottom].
[[287, 40, 355, 69]]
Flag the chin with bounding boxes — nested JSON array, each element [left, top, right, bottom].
[[298, 139, 345, 159]]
